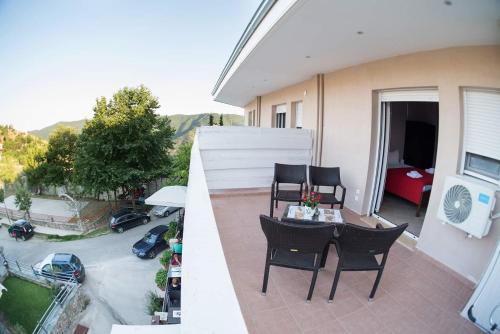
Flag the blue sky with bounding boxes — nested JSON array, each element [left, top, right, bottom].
[[0, 0, 260, 131]]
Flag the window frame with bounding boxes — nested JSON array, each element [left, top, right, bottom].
[[461, 88, 500, 185]]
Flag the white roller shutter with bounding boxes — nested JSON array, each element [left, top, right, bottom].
[[379, 89, 439, 102], [464, 89, 500, 160]]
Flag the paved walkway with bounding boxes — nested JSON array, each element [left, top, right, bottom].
[[0, 214, 175, 334]]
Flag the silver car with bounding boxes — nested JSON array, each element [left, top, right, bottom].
[[152, 206, 180, 217]]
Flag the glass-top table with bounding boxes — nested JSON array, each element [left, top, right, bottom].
[[282, 204, 344, 223]]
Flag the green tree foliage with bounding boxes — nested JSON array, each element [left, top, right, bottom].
[[0, 187, 13, 223], [208, 114, 214, 126], [0, 125, 46, 186], [38, 126, 78, 186], [219, 114, 224, 126], [166, 141, 192, 186], [14, 186, 32, 219], [74, 85, 175, 197]]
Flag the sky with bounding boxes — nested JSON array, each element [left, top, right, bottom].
[[0, 0, 261, 131]]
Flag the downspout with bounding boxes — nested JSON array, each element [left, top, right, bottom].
[[257, 96, 262, 127], [314, 74, 325, 165]]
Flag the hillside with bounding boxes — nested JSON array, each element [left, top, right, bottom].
[[0, 125, 47, 185], [30, 120, 87, 140], [29, 113, 244, 143]]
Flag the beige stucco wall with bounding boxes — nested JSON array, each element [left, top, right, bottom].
[[244, 99, 257, 126], [251, 45, 500, 282], [245, 77, 319, 130]]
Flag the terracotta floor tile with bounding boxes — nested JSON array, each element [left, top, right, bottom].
[[212, 192, 474, 334], [249, 307, 301, 334], [302, 319, 348, 334], [287, 300, 337, 332], [338, 306, 388, 334]]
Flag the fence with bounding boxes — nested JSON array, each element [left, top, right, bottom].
[[0, 252, 80, 334], [0, 206, 111, 234]]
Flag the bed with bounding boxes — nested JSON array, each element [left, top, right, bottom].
[[384, 167, 434, 216]]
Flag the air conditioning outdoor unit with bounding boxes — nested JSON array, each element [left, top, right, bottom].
[[437, 175, 498, 238]]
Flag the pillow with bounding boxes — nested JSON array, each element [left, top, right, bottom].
[[387, 150, 400, 168]]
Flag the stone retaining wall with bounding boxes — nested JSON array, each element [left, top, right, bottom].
[[51, 289, 90, 334]]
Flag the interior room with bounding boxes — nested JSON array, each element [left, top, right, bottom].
[[377, 101, 439, 236]]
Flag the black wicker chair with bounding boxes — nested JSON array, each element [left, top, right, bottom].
[[328, 222, 407, 302], [260, 215, 336, 301], [309, 166, 346, 209], [270, 163, 307, 217]]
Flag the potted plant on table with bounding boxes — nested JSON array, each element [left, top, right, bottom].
[[155, 268, 167, 291], [302, 191, 321, 219]]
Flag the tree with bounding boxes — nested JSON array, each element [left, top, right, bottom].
[[166, 141, 192, 186], [14, 186, 32, 219], [74, 85, 175, 202], [219, 114, 224, 126], [42, 126, 79, 186], [0, 188, 11, 223], [209, 114, 214, 126]]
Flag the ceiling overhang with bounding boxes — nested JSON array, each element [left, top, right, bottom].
[[213, 0, 500, 107]]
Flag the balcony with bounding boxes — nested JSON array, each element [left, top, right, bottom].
[[179, 126, 479, 334], [212, 192, 478, 334]]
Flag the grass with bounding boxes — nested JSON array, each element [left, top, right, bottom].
[[0, 276, 53, 333], [41, 225, 110, 241]]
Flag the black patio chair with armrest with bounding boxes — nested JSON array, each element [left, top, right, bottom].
[[309, 166, 346, 209], [270, 163, 307, 217], [260, 215, 336, 301], [328, 222, 407, 302]]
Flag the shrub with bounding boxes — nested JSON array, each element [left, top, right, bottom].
[[164, 220, 178, 241], [155, 268, 167, 289], [159, 249, 173, 268], [145, 290, 163, 315]]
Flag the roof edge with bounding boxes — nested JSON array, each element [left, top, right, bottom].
[[211, 0, 277, 96]]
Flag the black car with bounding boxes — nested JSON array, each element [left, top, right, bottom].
[[132, 225, 169, 258], [34, 253, 86, 283], [110, 208, 151, 233], [7, 220, 34, 241]]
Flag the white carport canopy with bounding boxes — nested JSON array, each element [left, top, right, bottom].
[[145, 186, 187, 208]]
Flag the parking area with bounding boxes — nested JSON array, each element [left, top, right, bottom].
[[3, 195, 88, 217], [0, 213, 176, 333]]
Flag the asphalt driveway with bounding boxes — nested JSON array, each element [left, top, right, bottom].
[[0, 213, 176, 333]]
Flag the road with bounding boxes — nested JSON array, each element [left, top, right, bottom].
[[0, 214, 176, 333]]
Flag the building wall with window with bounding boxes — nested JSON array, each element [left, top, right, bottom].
[[245, 45, 500, 282], [244, 77, 318, 129]]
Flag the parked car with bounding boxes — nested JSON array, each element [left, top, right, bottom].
[[132, 225, 169, 259], [7, 219, 34, 241], [152, 206, 180, 218], [109, 208, 151, 233], [33, 253, 85, 283]]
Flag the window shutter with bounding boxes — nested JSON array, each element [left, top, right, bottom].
[[464, 89, 500, 160]]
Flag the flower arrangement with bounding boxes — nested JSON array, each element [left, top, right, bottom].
[[303, 191, 321, 208]]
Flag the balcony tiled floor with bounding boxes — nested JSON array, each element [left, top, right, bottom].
[[211, 192, 480, 334]]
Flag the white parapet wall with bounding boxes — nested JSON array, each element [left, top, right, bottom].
[[197, 126, 314, 190], [181, 136, 248, 334]]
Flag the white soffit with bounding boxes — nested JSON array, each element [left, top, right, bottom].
[[214, 0, 500, 107]]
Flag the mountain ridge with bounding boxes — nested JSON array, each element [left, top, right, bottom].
[[29, 113, 244, 142]]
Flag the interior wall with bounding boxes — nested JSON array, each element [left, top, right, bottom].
[[389, 102, 439, 166]]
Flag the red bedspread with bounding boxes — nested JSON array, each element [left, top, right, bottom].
[[385, 167, 434, 205]]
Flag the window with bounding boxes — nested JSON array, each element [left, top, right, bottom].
[[463, 89, 500, 183], [293, 101, 303, 128], [275, 104, 286, 128]]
